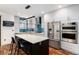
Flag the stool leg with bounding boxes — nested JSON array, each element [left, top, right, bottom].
[[14, 45, 19, 55], [17, 47, 19, 55], [9, 43, 13, 55], [11, 44, 13, 54], [14, 45, 17, 55]]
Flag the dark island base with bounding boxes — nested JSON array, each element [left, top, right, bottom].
[[18, 38, 49, 55]]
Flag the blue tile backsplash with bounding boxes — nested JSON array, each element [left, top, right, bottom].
[[20, 29, 28, 32]]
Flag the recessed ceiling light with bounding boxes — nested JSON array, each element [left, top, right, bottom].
[[41, 11, 45, 14], [58, 5, 62, 8]]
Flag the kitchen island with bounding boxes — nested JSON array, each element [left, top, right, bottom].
[[15, 33, 49, 55]]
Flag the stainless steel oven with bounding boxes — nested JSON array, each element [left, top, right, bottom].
[[62, 22, 78, 43], [62, 32, 76, 40]]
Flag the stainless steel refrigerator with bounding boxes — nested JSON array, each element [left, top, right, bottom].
[[47, 21, 61, 49]]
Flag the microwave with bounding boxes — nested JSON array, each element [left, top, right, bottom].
[[3, 21, 14, 27], [62, 22, 77, 31]]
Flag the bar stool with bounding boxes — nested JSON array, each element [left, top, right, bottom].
[[10, 36, 30, 55], [10, 37, 20, 55]]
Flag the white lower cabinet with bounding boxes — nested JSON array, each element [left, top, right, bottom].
[[61, 41, 79, 54]]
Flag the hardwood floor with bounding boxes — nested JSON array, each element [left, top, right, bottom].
[[0, 44, 73, 55], [49, 47, 73, 55]]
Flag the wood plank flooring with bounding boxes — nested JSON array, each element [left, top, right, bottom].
[[0, 44, 73, 55], [49, 47, 73, 55]]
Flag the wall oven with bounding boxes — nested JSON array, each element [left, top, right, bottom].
[[62, 22, 78, 44]]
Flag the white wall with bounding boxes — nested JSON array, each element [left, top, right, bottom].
[[43, 5, 79, 54], [0, 12, 14, 46]]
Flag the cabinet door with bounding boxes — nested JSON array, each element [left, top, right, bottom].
[[40, 40, 49, 55], [31, 40, 49, 55]]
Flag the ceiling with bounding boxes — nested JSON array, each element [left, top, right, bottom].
[[0, 4, 71, 17]]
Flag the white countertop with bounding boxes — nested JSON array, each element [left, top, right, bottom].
[[15, 33, 49, 44]]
